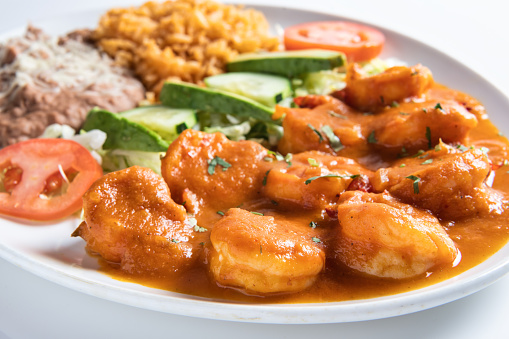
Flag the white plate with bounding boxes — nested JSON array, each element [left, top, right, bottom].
[[1, 5, 509, 325]]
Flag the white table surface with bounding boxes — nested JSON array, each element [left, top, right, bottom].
[[1, 1, 509, 338]]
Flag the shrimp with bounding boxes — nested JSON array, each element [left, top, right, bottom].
[[161, 129, 271, 212], [369, 99, 478, 157], [372, 142, 506, 220], [72, 166, 198, 276], [428, 85, 488, 120], [334, 191, 459, 279], [263, 151, 373, 210], [278, 96, 366, 157], [340, 63, 434, 112], [209, 208, 325, 295]]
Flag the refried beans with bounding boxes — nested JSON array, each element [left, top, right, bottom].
[[0, 26, 145, 147]]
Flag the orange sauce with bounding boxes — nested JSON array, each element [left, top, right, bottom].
[[96, 86, 509, 303]]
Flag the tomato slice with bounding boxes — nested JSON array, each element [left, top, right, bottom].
[[284, 21, 385, 62], [0, 139, 103, 221]]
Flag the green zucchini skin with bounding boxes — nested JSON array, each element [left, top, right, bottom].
[[82, 108, 169, 152], [160, 82, 274, 122], [226, 49, 346, 78]]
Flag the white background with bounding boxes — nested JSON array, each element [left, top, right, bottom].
[[1, 0, 509, 338]]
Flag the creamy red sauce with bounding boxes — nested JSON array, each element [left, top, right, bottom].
[[78, 74, 509, 303]]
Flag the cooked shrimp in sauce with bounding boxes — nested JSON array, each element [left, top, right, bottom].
[[334, 191, 458, 279], [262, 151, 373, 210], [338, 63, 434, 112], [73, 166, 198, 276], [74, 58, 509, 303], [372, 141, 505, 220], [209, 208, 325, 294]]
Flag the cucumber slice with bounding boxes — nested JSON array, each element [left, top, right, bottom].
[[226, 49, 346, 78], [82, 108, 169, 152], [120, 105, 197, 142], [204, 72, 291, 108], [160, 82, 274, 122]]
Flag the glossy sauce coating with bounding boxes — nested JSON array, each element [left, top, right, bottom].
[[74, 166, 197, 276], [78, 64, 509, 303]]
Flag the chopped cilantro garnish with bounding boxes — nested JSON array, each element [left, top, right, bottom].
[[434, 144, 442, 152], [284, 153, 293, 167], [216, 157, 231, 168], [367, 131, 377, 144], [312, 237, 322, 243], [305, 173, 360, 185], [426, 126, 432, 149], [391, 101, 399, 107], [263, 156, 273, 162], [251, 211, 264, 216], [207, 156, 231, 175], [456, 144, 468, 152], [194, 225, 208, 232], [262, 170, 271, 186], [187, 215, 198, 227], [217, 211, 225, 216], [321, 125, 344, 152], [434, 103, 443, 110], [307, 158, 319, 167], [308, 124, 323, 142], [412, 150, 425, 158], [309, 221, 318, 229], [399, 146, 409, 158], [422, 108, 428, 113], [275, 152, 285, 161], [406, 175, 421, 194], [328, 110, 348, 119], [267, 150, 284, 161], [399, 163, 406, 168], [421, 159, 433, 165], [171, 238, 180, 243]]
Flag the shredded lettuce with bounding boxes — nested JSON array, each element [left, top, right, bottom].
[[294, 70, 346, 96], [359, 57, 406, 76], [39, 123, 106, 164], [291, 58, 407, 97], [205, 121, 251, 141], [39, 123, 163, 174], [196, 110, 283, 147]]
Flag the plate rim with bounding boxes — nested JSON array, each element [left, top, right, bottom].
[[1, 3, 509, 324]]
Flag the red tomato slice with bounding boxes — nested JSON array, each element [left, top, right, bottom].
[[0, 139, 103, 221], [284, 21, 385, 62]]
